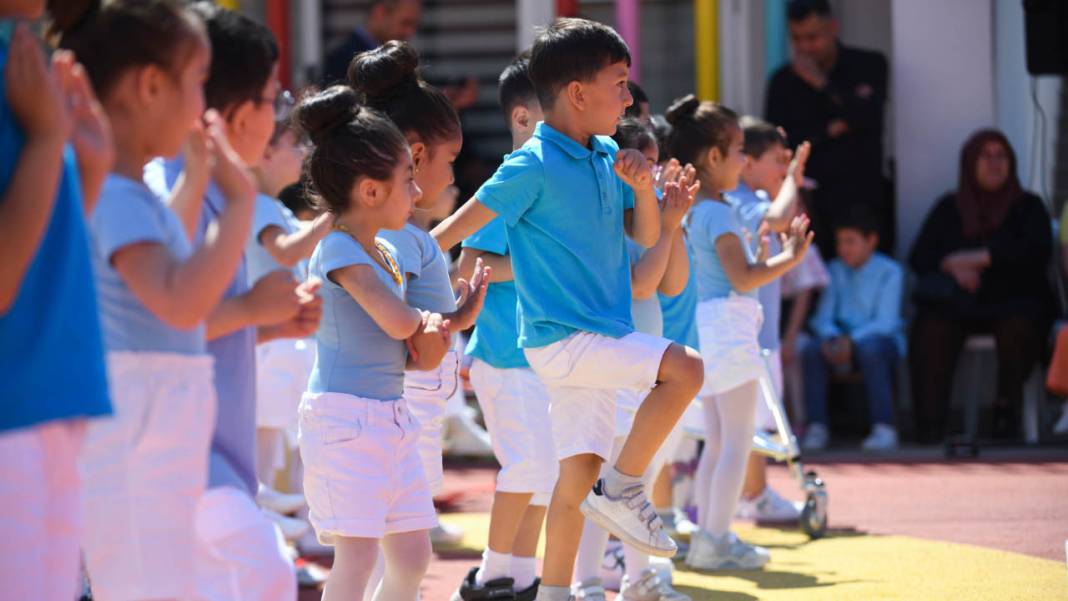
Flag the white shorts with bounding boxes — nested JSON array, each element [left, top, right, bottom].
[[524, 331, 672, 461], [194, 487, 296, 601], [404, 349, 460, 496], [0, 420, 86, 601], [696, 296, 765, 397], [755, 348, 785, 432], [256, 337, 315, 433], [80, 351, 216, 601], [299, 392, 437, 542], [469, 360, 558, 505]]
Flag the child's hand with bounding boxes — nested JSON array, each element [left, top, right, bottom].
[[247, 270, 302, 326], [57, 53, 114, 191], [660, 181, 692, 234], [789, 141, 811, 186], [290, 278, 323, 336], [182, 118, 212, 186], [614, 149, 653, 192], [205, 111, 255, 206], [655, 158, 681, 191], [751, 221, 771, 263], [449, 257, 491, 331], [6, 24, 69, 140], [405, 311, 452, 369], [780, 213, 814, 263]]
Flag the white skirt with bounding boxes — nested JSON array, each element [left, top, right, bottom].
[[696, 295, 765, 396]]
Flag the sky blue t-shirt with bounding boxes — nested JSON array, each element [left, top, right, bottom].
[[89, 174, 205, 354], [658, 234, 699, 349], [726, 183, 781, 350], [246, 193, 307, 284], [462, 217, 527, 369], [627, 238, 663, 337], [145, 157, 258, 496], [308, 232, 408, 400], [686, 198, 757, 301], [475, 122, 636, 348], [0, 35, 110, 433], [379, 223, 457, 314]]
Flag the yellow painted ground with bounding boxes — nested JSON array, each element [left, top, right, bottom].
[[439, 513, 1067, 601]]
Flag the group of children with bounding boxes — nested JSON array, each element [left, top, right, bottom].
[[0, 3, 910, 600]]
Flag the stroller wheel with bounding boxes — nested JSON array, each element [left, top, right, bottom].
[[799, 472, 828, 539]]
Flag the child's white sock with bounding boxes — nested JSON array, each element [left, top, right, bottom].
[[475, 548, 512, 585], [511, 555, 538, 590], [535, 584, 571, 601], [604, 466, 643, 496]]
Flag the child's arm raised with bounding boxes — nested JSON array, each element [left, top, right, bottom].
[[718, 214, 813, 293], [166, 125, 211, 241], [617, 149, 660, 248], [0, 26, 73, 314], [258, 212, 335, 268], [458, 248, 513, 283], [431, 198, 497, 252], [762, 141, 810, 232], [111, 124, 256, 330]]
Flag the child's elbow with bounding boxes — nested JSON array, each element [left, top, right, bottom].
[[658, 279, 686, 297], [160, 305, 203, 331]]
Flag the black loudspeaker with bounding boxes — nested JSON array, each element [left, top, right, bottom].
[[1024, 0, 1068, 75]]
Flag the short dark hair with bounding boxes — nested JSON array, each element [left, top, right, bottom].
[[55, 0, 205, 100], [529, 18, 631, 110], [612, 118, 656, 154], [835, 205, 880, 237], [278, 181, 316, 217], [190, 2, 279, 113], [787, 0, 832, 22], [740, 116, 787, 159], [624, 81, 648, 119], [347, 40, 461, 145], [294, 85, 410, 215], [498, 51, 537, 122]]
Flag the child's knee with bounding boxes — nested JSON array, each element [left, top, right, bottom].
[[662, 344, 704, 393]]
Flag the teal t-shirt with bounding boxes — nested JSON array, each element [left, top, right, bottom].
[[462, 217, 527, 369]]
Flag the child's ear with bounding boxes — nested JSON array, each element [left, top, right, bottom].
[[705, 146, 721, 168], [356, 176, 381, 209], [512, 105, 530, 131], [410, 141, 427, 173], [136, 64, 165, 106], [228, 99, 257, 143], [566, 80, 584, 111]]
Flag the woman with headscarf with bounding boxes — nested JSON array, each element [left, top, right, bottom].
[[909, 129, 1053, 442]]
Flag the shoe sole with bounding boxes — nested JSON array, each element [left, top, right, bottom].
[[581, 498, 677, 558]]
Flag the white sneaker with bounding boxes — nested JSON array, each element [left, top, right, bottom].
[[581, 479, 677, 558], [619, 568, 690, 601], [443, 408, 494, 458], [736, 487, 803, 522], [685, 530, 769, 571], [256, 483, 307, 515], [1054, 402, 1068, 435], [573, 577, 607, 600], [801, 423, 829, 451], [262, 508, 310, 542], [430, 522, 465, 546], [672, 508, 699, 537], [599, 539, 625, 591], [861, 424, 899, 451], [648, 556, 674, 585]]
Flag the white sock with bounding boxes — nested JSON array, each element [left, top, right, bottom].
[[604, 466, 643, 497], [511, 555, 537, 590], [475, 548, 511, 585], [535, 584, 571, 601]]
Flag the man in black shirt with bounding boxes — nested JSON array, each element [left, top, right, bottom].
[[321, 0, 423, 85], [765, 0, 889, 257]]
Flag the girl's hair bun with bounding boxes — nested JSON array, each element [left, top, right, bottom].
[[665, 93, 700, 126], [295, 85, 360, 145], [346, 40, 420, 104]]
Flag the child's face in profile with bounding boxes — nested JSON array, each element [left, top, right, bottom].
[[836, 227, 878, 269], [226, 62, 280, 166], [743, 142, 788, 196], [158, 38, 211, 158], [712, 126, 746, 193], [262, 129, 306, 191], [581, 61, 632, 137], [383, 150, 422, 230], [413, 134, 462, 209]]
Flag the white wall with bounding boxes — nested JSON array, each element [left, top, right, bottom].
[[891, 0, 995, 258]]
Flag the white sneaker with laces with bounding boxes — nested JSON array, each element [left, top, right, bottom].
[[801, 423, 829, 451], [255, 483, 307, 515], [736, 487, 803, 522], [861, 423, 899, 451], [619, 568, 690, 601], [572, 577, 607, 601], [581, 479, 677, 558], [685, 530, 769, 571]]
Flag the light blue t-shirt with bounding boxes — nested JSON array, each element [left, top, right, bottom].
[[809, 253, 906, 356], [686, 198, 757, 301], [308, 232, 408, 400], [246, 193, 307, 283], [379, 223, 457, 314], [0, 30, 111, 433], [146, 157, 258, 496], [726, 183, 781, 350], [475, 122, 636, 348], [462, 217, 527, 369], [626, 238, 663, 337], [89, 174, 205, 354], [658, 234, 699, 349]]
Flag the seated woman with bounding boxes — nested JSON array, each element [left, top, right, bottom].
[[909, 129, 1053, 442]]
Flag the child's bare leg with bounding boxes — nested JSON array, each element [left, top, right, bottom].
[[652, 465, 673, 509], [487, 491, 534, 554], [513, 503, 547, 558], [323, 536, 379, 601], [541, 453, 602, 588], [742, 453, 767, 499], [616, 344, 703, 476], [373, 529, 431, 601]]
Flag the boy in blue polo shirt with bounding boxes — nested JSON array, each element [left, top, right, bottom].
[[433, 19, 704, 600]]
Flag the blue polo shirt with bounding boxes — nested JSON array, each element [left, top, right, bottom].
[[145, 157, 258, 496], [0, 35, 110, 433], [462, 217, 527, 369], [474, 122, 636, 348], [658, 234, 699, 349]]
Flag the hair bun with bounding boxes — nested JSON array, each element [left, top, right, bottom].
[[295, 85, 360, 145], [346, 40, 420, 105], [665, 94, 700, 126]]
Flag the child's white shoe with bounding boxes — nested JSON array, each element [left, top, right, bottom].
[[619, 568, 690, 600], [685, 530, 769, 571], [581, 480, 677, 558], [801, 423, 829, 451], [861, 424, 898, 451], [735, 486, 803, 522], [572, 577, 607, 601]]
